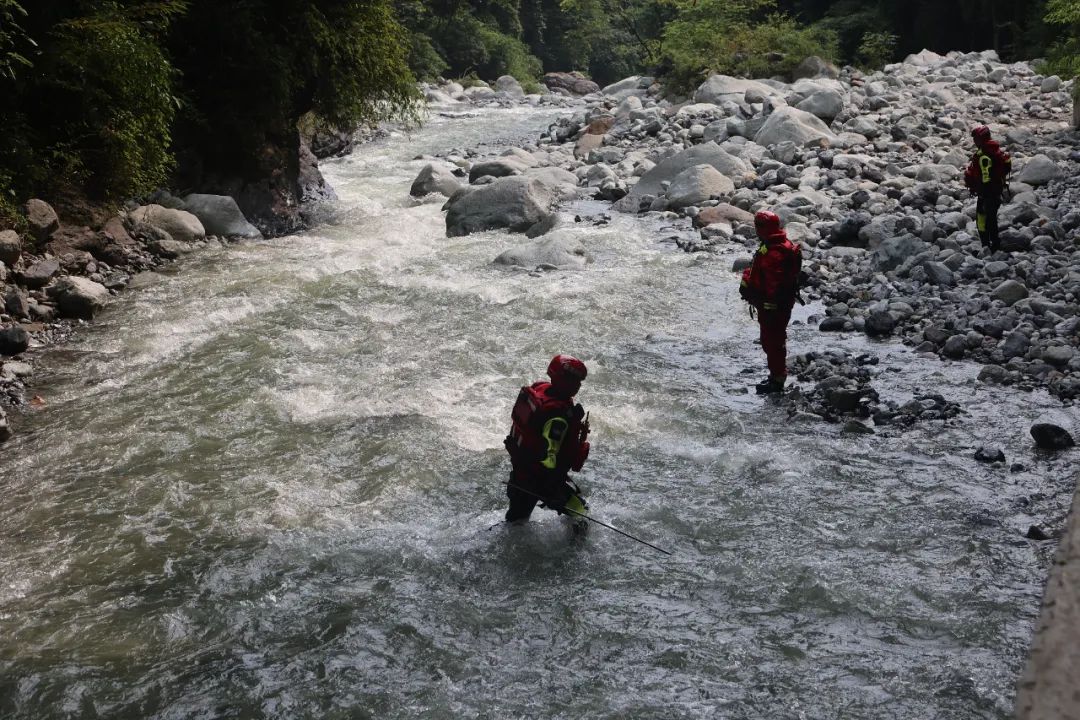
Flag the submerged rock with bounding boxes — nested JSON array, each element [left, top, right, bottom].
[[1030, 423, 1075, 450]]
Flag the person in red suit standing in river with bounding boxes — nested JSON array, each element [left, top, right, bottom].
[[503, 355, 591, 528], [740, 211, 803, 395]]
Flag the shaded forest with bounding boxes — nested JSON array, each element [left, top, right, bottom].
[[1, 0, 1078, 224]]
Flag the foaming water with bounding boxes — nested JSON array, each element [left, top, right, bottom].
[[0, 106, 1074, 719]]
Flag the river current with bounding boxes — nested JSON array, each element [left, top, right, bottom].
[[1, 106, 1076, 719]]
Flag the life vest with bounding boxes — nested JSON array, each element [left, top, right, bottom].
[[507, 381, 585, 471], [740, 235, 802, 309], [964, 142, 1011, 196]]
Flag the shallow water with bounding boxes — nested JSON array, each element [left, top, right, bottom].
[[1, 106, 1075, 719]]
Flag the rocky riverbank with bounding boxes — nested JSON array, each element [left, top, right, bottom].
[[0, 194, 265, 441], [415, 52, 1080, 440]]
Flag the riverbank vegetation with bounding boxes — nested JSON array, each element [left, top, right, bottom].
[[1, 0, 1078, 227]]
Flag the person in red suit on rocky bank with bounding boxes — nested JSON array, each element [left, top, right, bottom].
[[740, 211, 803, 395]]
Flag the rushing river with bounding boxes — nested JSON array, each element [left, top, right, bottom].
[[1, 106, 1076, 719]]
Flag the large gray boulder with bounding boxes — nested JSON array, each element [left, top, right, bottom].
[[872, 234, 926, 271], [525, 167, 580, 201], [444, 177, 556, 237], [468, 158, 529, 183], [904, 49, 946, 66], [795, 88, 844, 122], [754, 106, 839, 148], [48, 275, 110, 320], [991, 279, 1029, 305], [128, 204, 205, 243], [181, 194, 262, 238], [694, 75, 777, 105], [1016, 155, 1064, 186], [543, 72, 600, 96], [493, 229, 590, 269], [602, 75, 652, 101], [23, 198, 59, 246], [793, 56, 839, 80], [494, 75, 525, 97], [0, 325, 30, 356], [665, 164, 735, 208], [410, 163, 462, 198], [0, 229, 21, 265], [613, 142, 748, 212], [18, 258, 60, 289]]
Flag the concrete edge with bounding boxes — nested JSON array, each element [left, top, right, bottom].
[[1015, 482, 1080, 719]]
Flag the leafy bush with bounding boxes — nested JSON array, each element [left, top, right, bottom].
[[0, 1, 182, 204], [0, 0, 32, 81], [1042, 0, 1080, 96], [856, 31, 898, 70], [661, 0, 838, 92], [169, 0, 420, 177], [409, 32, 449, 81], [475, 24, 543, 81]]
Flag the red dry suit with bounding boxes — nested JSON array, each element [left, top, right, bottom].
[[503, 381, 589, 521], [963, 138, 1011, 250], [740, 217, 802, 380], [963, 139, 1011, 198]]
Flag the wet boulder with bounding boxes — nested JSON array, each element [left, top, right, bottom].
[[493, 229, 589, 270], [0, 325, 30, 356], [1030, 422, 1075, 450], [48, 275, 110, 320], [181, 194, 262, 238], [494, 75, 525, 97], [864, 310, 897, 337], [525, 167, 581, 201], [975, 445, 1006, 463], [410, 163, 462, 198], [468, 158, 529, 183], [444, 176, 556, 237], [128, 204, 205, 243]]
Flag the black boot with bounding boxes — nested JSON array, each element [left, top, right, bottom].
[[755, 377, 785, 394]]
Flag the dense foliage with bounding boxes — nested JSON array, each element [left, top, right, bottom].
[[0, 0, 418, 221], [1, 0, 1078, 226]]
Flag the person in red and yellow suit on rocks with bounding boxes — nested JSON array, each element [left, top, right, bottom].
[[741, 211, 803, 395], [503, 355, 591, 526], [963, 125, 1011, 252]]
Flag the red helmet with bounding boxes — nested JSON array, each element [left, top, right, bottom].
[[754, 210, 782, 238], [547, 354, 587, 390], [972, 125, 992, 146]]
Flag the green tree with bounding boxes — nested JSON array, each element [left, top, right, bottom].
[[1042, 0, 1080, 91], [0, 1, 184, 208], [660, 0, 837, 91], [0, 0, 33, 81]]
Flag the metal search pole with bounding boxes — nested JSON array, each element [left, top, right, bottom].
[[503, 481, 672, 556]]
